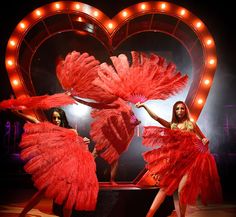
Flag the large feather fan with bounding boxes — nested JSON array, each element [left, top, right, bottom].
[[20, 122, 99, 210], [56, 51, 116, 103], [93, 51, 188, 104], [90, 99, 140, 164], [0, 93, 75, 110]]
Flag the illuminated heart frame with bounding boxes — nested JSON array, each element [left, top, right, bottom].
[[5, 1, 217, 121]]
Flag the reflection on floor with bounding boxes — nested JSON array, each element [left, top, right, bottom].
[[0, 188, 236, 217], [172, 193, 236, 217]]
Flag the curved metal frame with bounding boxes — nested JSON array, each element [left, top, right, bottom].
[[5, 1, 217, 121]]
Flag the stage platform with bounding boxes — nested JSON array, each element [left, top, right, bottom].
[[0, 169, 235, 217], [53, 182, 174, 217], [1, 186, 236, 217]]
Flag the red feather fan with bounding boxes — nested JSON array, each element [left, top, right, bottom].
[[142, 126, 222, 205], [0, 93, 75, 110], [93, 51, 188, 104], [90, 99, 140, 164], [56, 51, 116, 103], [20, 122, 99, 210]]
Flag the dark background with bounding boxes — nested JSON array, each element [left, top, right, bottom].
[[0, 0, 235, 202]]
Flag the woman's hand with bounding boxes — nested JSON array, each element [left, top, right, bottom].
[[83, 137, 90, 144], [135, 102, 144, 108], [202, 138, 209, 145], [65, 90, 72, 96]]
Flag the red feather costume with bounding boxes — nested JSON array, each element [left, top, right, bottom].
[[90, 99, 140, 164], [142, 122, 222, 205], [20, 122, 99, 210]]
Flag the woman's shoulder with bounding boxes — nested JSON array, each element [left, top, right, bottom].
[[185, 120, 195, 130], [170, 122, 177, 129]]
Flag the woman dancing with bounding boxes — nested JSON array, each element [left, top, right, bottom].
[[136, 101, 222, 217]]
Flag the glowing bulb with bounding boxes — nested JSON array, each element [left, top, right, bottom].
[[204, 79, 210, 85], [55, 3, 60, 9], [161, 3, 166, 9], [180, 9, 186, 16], [94, 11, 98, 17], [209, 59, 215, 65], [190, 118, 195, 122], [10, 40, 16, 46], [7, 60, 13, 66], [20, 22, 26, 29], [197, 99, 203, 104], [35, 10, 41, 16], [108, 23, 113, 29], [122, 11, 128, 17], [196, 22, 202, 28], [75, 4, 80, 10], [12, 79, 19, 86], [141, 4, 146, 10], [206, 39, 212, 45]]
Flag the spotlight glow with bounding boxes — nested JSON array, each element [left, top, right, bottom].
[[66, 104, 92, 118]]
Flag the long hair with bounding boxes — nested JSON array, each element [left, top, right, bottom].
[[50, 107, 72, 129], [171, 101, 190, 123]]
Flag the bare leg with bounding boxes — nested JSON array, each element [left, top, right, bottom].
[[92, 147, 98, 158], [63, 206, 72, 217], [110, 160, 118, 184], [19, 189, 45, 217], [146, 188, 167, 217], [178, 175, 188, 217]]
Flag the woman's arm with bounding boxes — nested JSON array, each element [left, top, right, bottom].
[[72, 96, 119, 109], [72, 128, 90, 150], [12, 110, 40, 123], [193, 122, 209, 145], [135, 102, 170, 128]]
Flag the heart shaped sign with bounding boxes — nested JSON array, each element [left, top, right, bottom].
[[5, 1, 217, 121], [4, 1, 218, 184]]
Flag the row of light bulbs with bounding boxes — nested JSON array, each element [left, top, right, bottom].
[[5, 1, 217, 121]]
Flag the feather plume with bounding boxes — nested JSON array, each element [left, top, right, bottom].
[[93, 51, 188, 104], [56, 51, 116, 103], [20, 122, 98, 210], [90, 99, 140, 164], [0, 93, 75, 110]]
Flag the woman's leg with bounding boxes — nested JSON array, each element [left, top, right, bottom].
[[178, 175, 188, 217], [110, 160, 118, 184], [146, 188, 167, 217], [19, 189, 45, 217], [92, 147, 98, 158], [63, 206, 72, 217]]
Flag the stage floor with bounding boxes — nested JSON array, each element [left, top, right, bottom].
[[0, 186, 235, 217]]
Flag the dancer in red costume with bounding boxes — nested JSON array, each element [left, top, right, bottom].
[[56, 51, 188, 184], [136, 101, 222, 217], [13, 108, 98, 217], [90, 99, 140, 184]]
